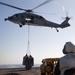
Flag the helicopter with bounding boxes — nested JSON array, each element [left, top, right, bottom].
[[0, 0, 70, 32]]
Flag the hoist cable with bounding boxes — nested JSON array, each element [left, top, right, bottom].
[[26, 25, 31, 56]]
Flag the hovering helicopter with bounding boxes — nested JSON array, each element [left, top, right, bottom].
[[0, 0, 70, 32]]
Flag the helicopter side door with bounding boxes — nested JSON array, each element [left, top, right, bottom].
[[33, 16, 47, 26]]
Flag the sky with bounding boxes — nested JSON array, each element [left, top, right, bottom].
[[0, 0, 75, 65]]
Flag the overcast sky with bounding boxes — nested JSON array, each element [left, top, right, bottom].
[[0, 0, 75, 65]]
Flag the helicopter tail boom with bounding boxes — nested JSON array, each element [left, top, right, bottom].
[[60, 23, 70, 28], [60, 17, 70, 28]]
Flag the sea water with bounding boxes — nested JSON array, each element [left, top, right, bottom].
[[0, 64, 40, 69]]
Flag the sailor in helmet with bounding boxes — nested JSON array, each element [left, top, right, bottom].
[[54, 42, 75, 75]]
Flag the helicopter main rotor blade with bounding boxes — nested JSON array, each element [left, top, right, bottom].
[[0, 2, 27, 11], [32, 0, 53, 10]]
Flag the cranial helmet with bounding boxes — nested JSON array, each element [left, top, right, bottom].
[[63, 42, 75, 54]]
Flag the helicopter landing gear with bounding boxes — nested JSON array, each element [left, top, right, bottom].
[[55, 28, 59, 32], [19, 24, 22, 27]]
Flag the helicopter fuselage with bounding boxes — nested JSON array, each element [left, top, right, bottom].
[[0, 1, 70, 32], [5, 12, 70, 32], [5, 12, 60, 27]]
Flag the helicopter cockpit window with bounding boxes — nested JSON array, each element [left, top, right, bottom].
[[39, 16, 44, 19], [13, 14, 18, 18]]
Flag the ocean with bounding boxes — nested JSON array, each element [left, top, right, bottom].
[[0, 64, 40, 69]]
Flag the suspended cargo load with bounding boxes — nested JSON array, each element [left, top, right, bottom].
[[29, 55, 34, 66], [22, 54, 28, 65], [22, 26, 34, 70], [22, 54, 34, 70]]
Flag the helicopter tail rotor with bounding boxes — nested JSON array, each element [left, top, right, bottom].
[[61, 11, 72, 20]]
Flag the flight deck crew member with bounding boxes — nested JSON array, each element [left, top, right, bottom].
[[54, 42, 75, 75]]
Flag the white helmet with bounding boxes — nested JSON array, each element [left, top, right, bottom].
[[63, 42, 75, 54]]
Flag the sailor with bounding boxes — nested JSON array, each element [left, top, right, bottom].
[[54, 42, 75, 75]]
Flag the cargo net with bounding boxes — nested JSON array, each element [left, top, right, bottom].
[[22, 26, 34, 70], [22, 54, 34, 70]]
